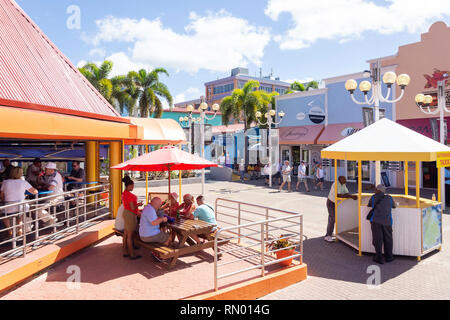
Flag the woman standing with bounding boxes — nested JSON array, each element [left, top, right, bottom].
[[0, 167, 38, 237], [121, 175, 142, 260]]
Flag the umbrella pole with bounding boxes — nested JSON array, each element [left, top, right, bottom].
[[146, 145, 149, 204], [168, 168, 171, 194]]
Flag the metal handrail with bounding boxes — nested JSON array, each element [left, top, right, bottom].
[[0, 184, 111, 260], [213, 198, 303, 291]]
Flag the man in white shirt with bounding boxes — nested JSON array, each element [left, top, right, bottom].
[[238, 159, 245, 182], [218, 153, 225, 165], [36, 162, 63, 226], [296, 161, 310, 192], [279, 160, 293, 192], [325, 176, 357, 242]]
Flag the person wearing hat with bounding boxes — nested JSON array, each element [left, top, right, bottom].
[[26, 158, 42, 189], [161, 192, 179, 218], [34, 162, 63, 226], [368, 184, 396, 264]]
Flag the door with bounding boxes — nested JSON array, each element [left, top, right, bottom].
[[281, 146, 291, 163], [301, 148, 310, 175], [422, 161, 437, 189], [292, 146, 300, 175]]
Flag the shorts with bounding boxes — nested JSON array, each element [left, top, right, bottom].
[[298, 177, 306, 183], [282, 174, 291, 183], [140, 231, 170, 244], [318, 178, 324, 183], [123, 209, 137, 232]]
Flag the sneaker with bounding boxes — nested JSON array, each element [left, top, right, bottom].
[[373, 257, 384, 264], [324, 236, 335, 243], [385, 257, 395, 263]]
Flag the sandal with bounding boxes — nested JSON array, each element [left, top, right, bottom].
[[123, 254, 130, 258], [129, 255, 142, 260]]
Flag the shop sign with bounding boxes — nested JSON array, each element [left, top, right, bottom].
[[308, 106, 325, 124], [436, 152, 450, 168]]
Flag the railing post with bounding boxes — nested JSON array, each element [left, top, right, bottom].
[[300, 215, 303, 264], [22, 212, 27, 258], [12, 216, 16, 249], [261, 223, 265, 277], [214, 234, 218, 291], [238, 203, 241, 244], [265, 207, 269, 249], [34, 205, 39, 241], [65, 201, 69, 229], [76, 196, 80, 234]]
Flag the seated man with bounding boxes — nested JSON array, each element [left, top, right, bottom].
[[139, 197, 171, 247], [26, 158, 42, 189], [187, 195, 218, 244], [36, 162, 63, 226], [66, 161, 85, 191]]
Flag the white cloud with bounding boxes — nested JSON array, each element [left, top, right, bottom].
[[77, 52, 153, 77], [265, 0, 450, 50], [174, 87, 202, 104], [84, 10, 271, 73], [283, 77, 314, 84], [88, 48, 106, 58]]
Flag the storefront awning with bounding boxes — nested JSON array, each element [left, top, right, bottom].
[[317, 122, 364, 145], [279, 125, 324, 145], [124, 117, 187, 145]]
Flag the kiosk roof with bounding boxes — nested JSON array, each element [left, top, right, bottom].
[[321, 118, 450, 162]]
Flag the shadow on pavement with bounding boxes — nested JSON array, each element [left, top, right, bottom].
[[300, 236, 419, 285]]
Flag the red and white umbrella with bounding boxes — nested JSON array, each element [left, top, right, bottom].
[[111, 146, 219, 192]]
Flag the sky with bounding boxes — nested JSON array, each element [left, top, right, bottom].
[[15, 0, 450, 108]]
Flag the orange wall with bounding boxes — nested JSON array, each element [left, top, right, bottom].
[[382, 22, 450, 121]]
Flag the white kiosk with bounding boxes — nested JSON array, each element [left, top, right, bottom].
[[321, 119, 446, 261]]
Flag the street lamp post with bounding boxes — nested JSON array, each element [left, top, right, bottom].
[[344, 61, 411, 185], [179, 102, 220, 195], [255, 104, 285, 188], [415, 74, 449, 208]]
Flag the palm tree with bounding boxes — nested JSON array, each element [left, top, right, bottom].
[[78, 61, 114, 103], [220, 80, 266, 131], [110, 75, 140, 117], [286, 80, 319, 94], [126, 68, 173, 118]]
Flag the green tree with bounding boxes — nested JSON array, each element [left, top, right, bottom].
[[126, 68, 173, 118], [220, 80, 267, 131], [78, 61, 114, 103], [286, 80, 319, 94]]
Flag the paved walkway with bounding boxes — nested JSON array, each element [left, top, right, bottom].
[[2, 179, 449, 300], [140, 179, 450, 300]]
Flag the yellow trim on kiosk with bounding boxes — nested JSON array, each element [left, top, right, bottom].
[[436, 152, 450, 168]]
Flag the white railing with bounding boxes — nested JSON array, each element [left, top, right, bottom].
[[0, 184, 111, 260], [213, 198, 303, 291]]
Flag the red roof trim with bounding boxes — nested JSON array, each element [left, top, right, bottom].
[[0, 98, 131, 124]]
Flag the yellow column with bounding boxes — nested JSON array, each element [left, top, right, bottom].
[[416, 161, 420, 208], [85, 141, 99, 204], [438, 166, 441, 203], [110, 141, 123, 218], [145, 145, 149, 205], [179, 144, 182, 203], [334, 159, 338, 238], [404, 161, 408, 196], [358, 160, 362, 256]]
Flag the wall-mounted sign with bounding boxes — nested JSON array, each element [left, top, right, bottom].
[[341, 127, 360, 137], [280, 127, 309, 141], [308, 106, 325, 124], [437, 152, 450, 168], [424, 69, 450, 89], [296, 112, 306, 121]]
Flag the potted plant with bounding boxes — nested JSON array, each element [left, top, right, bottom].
[[267, 235, 297, 267]]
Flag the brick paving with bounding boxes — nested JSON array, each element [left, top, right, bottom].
[[140, 179, 450, 300], [2, 179, 449, 299]]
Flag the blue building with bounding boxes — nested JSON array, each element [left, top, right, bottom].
[[275, 68, 396, 184]]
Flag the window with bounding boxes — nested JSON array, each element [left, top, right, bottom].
[[213, 83, 234, 95], [275, 88, 286, 94]]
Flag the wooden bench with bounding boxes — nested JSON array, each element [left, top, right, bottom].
[[114, 228, 228, 269]]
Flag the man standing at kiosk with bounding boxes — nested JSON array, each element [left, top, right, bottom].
[[368, 184, 396, 264], [325, 176, 357, 243]]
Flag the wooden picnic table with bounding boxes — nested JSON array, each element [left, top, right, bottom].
[[168, 217, 215, 247]]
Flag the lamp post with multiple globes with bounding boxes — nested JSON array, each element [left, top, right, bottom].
[[344, 61, 411, 185], [415, 73, 449, 208], [179, 102, 220, 195], [255, 105, 285, 188]]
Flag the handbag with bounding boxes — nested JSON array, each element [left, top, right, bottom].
[[366, 195, 384, 221]]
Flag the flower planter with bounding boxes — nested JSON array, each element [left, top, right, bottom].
[[275, 249, 295, 267]]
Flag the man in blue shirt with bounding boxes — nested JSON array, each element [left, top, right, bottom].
[[139, 197, 171, 246], [187, 195, 218, 244], [368, 184, 396, 264]]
